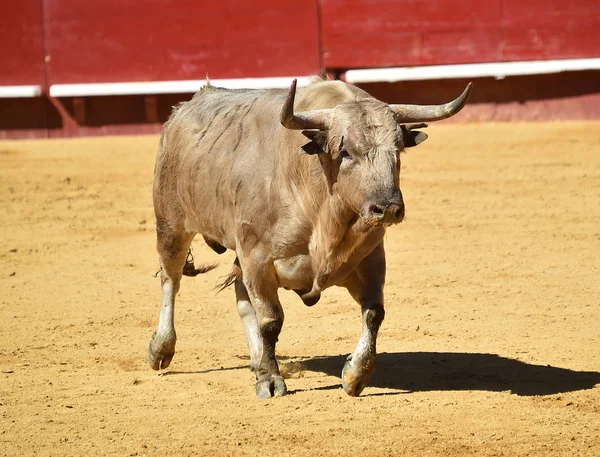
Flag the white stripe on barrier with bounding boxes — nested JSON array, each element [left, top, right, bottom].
[[48, 76, 313, 97], [344, 58, 600, 84], [0, 85, 43, 98]]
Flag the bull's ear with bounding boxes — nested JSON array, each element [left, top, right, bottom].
[[400, 123, 428, 148], [301, 130, 328, 155]]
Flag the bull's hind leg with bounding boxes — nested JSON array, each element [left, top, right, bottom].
[[148, 218, 194, 370], [341, 243, 386, 396]]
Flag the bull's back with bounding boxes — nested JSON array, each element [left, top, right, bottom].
[[153, 87, 287, 247]]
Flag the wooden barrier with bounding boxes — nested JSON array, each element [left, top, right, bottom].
[[0, 1, 45, 88], [43, 0, 320, 85], [1, 0, 600, 137], [321, 0, 600, 69]]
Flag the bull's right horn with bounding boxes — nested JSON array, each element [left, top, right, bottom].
[[280, 79, 333, 130], [390, 82, 473, 123]]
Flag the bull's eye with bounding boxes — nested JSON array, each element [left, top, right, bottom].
[[340, 149, 352, 161]]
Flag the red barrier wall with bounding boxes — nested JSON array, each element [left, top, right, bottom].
[[502, 0, 600, 61], [321, 0, 600, 69], [1, 0, 600, 138], [0, 1, 45, 86], [0, 1, 47, 139], [43, 0, 321, 85]]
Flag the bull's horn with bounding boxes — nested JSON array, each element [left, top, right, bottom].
[[390, 82, 473, 123], [280, 79, 332, 130]]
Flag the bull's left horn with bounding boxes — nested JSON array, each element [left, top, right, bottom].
[[280, 79, 332, 130], [390, 82, 473, 123]]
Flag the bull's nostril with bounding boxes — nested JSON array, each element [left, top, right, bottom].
[[369, 204, 384, 217]]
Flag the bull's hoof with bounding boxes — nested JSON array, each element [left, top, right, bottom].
[[148, 331, 176, 370], [255, 375, 287, 399], [341, 357, 375, 397]]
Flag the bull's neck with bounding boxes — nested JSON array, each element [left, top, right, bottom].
[[308, 190, 371, 287]]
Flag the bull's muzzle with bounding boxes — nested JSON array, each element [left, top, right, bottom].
[[366, 201, 405, 224]]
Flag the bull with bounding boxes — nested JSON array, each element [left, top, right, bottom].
[[149, 78, 472, 398]]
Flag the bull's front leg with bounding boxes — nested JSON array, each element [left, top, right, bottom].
[[245, 270, 287, 398], [342, 302, 385, 396], [236, 248, 287, 398], [342, 243, 386, 396], [235, 278, 263, 373]]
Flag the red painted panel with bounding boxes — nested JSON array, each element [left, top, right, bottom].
[[322, 0, 502, 34], [503, 0, 600, 28], [324, 29, 503, 68], [322, 0, 600, 68], [322, 0, 503, 68], [422, 30, 503, 65], [44, 0, 320, 85], [323, 32, 423, 69], [504, 25, 600, 62], [502, 0, 600, 61], [0, 1, 45, 86]]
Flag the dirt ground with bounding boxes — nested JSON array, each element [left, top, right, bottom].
[[1, 122, 599, 456]]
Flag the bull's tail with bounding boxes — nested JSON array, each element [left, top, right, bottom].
[[215, 258, 242, 292], [182, 248, 217, 277]]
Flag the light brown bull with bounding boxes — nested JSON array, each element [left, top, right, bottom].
[[149, 78, 472, 398]]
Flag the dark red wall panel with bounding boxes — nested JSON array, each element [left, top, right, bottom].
[[323, 32, 423, 69], [502, 0, 600, 61], [502, 0, 600, 28], [44, 0, 321, 85], [322, 0, 502, 35], [321, 0, 600, 69], [0, 1, 45, 86], [421, 30, 503, 65], [503, 25, 600, 62], [321, 0, 503, 68]]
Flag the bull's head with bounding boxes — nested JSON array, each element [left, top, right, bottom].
[[281, 79, 472, 230]]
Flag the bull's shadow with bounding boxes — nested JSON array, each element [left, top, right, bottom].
[[297, 352, 600, 396]]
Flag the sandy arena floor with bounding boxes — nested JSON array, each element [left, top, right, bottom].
[[1, 123, 599, 456]]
